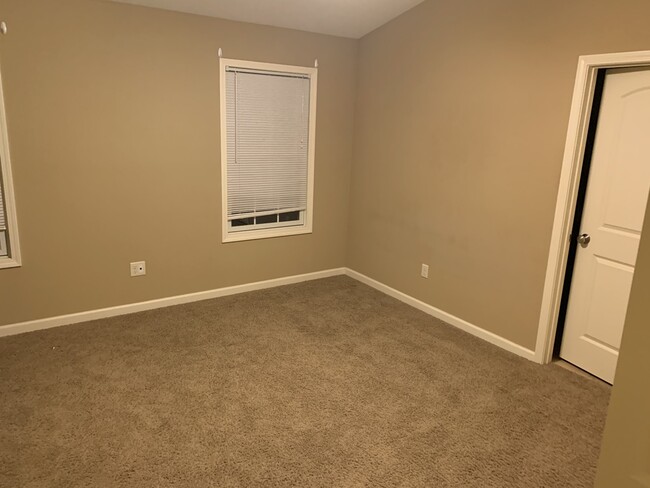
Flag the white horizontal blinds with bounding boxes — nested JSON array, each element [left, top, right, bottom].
[[0, 167, 6, 231], [0, 162, 6, 256], [226, 67, 310, 220]]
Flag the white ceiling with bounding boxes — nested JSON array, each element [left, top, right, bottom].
[[108, 0, 426, 38]]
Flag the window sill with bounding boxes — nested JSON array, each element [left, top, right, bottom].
[[0, 256, 21, 269], [223, 225, 312, 243]]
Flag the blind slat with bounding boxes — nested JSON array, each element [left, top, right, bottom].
[[226, 70, 310, 219], [226, 66, 309, 79]]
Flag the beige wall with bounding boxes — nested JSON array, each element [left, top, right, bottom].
[[596, 198, 650, 487], [1, 0, 650, 352], [0, 0, 357, 327], [2, 0, 649, 480], [348, 0, 650, 349]]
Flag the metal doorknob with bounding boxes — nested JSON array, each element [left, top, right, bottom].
[[577, 233, 591, 247]]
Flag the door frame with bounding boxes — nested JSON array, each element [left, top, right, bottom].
[[535, 50, 650, 365]]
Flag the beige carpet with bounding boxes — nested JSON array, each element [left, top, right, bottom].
[[0, 276, 610, 487]]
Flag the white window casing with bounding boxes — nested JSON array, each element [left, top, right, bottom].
[[220, 58, 317, 242], [0, 64, 20, 268]]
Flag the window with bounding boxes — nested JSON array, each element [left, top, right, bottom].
[[219, 58, 317, 242], [0, 66, 20, 269]]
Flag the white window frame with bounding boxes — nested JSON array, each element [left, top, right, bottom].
[[219, 57, 317, 243], [0, 65, 21, 269]]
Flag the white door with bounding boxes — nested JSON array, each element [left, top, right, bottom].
[[560, 67, 650, 384]]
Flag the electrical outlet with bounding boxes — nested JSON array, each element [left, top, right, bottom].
[[421, 264, 429, 278], [130, 261, 146, 277]]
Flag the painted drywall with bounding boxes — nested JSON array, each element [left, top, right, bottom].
[[348, 0, 650, 349], [595, 197, 650, 487], [0, 0, 357, 327]]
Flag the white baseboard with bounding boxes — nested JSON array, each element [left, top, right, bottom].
[[344, 269, 537, 361], [0, 266, 538, 362], [0, 268, 347, 338]]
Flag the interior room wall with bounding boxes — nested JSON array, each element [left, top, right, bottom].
[[348, 0, 650, 349], [2, 0, 650, 353], [595, 196, 650, 487], [0, 0, 357, 327], [1, 0, 648, 482]]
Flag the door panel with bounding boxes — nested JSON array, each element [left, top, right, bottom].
[[585, 257, 632, 348], [604, 88, 650, 230], [560, 68, 650, 384]]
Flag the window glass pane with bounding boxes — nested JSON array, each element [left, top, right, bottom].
[[256, 214, 278, 225], [279, 211, 300, 222], [231, 217, 254, 227]]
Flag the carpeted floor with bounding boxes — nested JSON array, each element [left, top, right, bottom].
[[0, 276, 610, 487]]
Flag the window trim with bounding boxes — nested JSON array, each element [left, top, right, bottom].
[[0, 65, 21, 269], [219, 57, 317, 243]]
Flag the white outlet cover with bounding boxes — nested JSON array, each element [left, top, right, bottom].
[[130, 261, 146, 277]]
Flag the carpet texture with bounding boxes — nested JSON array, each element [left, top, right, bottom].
[[0, 276, 610, 487]]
